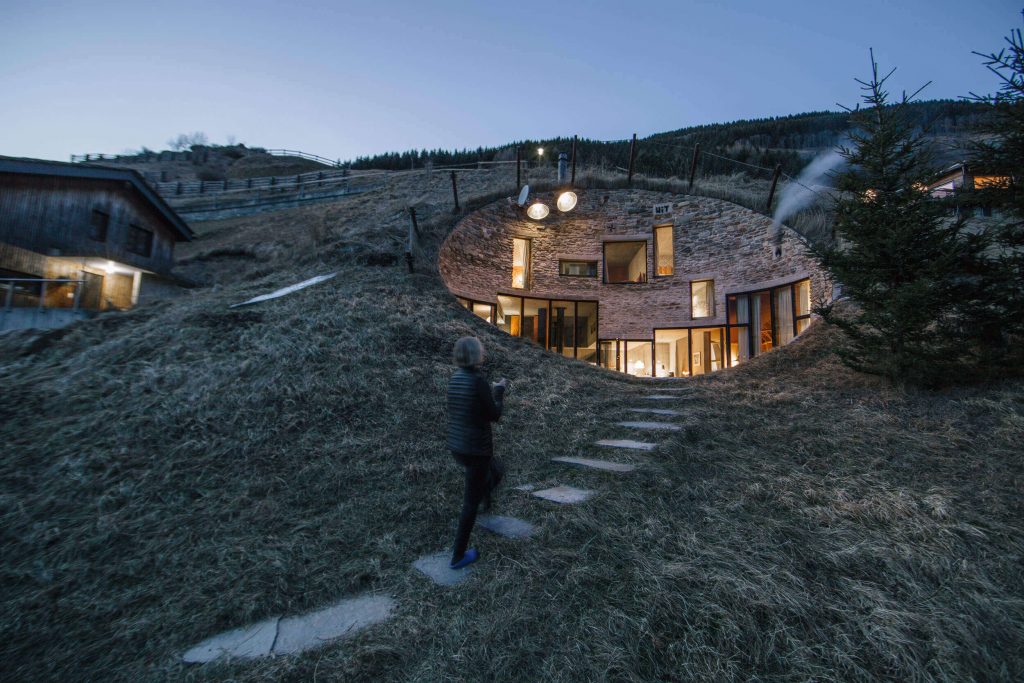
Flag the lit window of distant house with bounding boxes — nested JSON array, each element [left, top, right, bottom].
[[126, 224, 153, 257], [512, 238, 531, 289], [654, 224, 673, 276], [559, 260, 598, 277], [89, 210, 109, 242], [604, 241, 647, 283], [691, 279, 715, 319]]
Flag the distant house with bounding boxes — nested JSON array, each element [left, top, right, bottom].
[[927, 162, 1011, 216], [0, 156, 193, 332]]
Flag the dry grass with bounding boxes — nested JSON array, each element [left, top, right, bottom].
[[1, 167, 1022, 682]]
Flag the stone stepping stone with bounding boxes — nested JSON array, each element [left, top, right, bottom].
[[643, 395, 689, 400], [413, 551, 473, 586], [617, 421, 681, 431], [183, 617, 280, 663], [649, 387, 690, 392], [513, 483, 537, 492], [273, 595, 396, 656], [628, 408, 684, 416], [552, 456, 638, 473], [478, 515, 536, 539], [532, 486, 595, 504], [595, 439, 657, 451], [182, 594, 395, 663]]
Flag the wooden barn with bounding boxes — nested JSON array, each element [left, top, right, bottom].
[[0, 156, 193, 332]]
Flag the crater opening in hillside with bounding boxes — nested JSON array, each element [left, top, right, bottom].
[[439, 190, 831, 377]]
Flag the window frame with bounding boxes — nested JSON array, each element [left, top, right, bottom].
[[89, 209, 109, 242], [511, 237, 532, 290], [690, 279, 716, 320], [653, 224, 674, 277], [602, 240, 648, 285], [126, 224, 154, 257], [558, 259, 599, 278]]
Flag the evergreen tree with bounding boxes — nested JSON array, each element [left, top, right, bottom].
[[965, 14, 1024, 351], [815, 52, 997, 386]]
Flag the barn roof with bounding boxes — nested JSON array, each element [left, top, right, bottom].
[[0, 156, 194, 241]]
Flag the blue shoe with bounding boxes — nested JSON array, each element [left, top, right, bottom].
[[449, 548, 479, 569]]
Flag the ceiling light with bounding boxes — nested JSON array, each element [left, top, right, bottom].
[[556, 191, 578, 212], [526, 202, 550, 220]]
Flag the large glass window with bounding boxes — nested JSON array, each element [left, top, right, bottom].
[[512, 238, 531, 289], [795, 279, 811, 334], [751, 291, 773, 354], [604, 241, 647, 284], [559, 260, 598, 277], [521, 298, 548, 346], [775, 286, 794, 345], [496, 295, 522, 336], [576, 301, 598, 363], [654, 329, 690, 377], [727, 294, 750, 367], [457, 298, 494, 324], [690, 327, 725, 375], [691, 279, 715, 319], [549, 300, 576, 358], [600, 340, 619, 372], [654, 225, 674, 276], [625, 340, 652, 377]]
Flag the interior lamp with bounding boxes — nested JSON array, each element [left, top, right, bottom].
[[527, 202, 550, 220], [633, 359, 645, 373], [556, 191, 578, 212]]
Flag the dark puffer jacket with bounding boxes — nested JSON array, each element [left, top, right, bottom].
[[447, 366, 505, 456]]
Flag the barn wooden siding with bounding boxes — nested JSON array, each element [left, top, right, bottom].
[[0, 173, 178, 276]]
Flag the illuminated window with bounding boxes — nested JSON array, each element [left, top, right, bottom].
[[512, 238, 531, 289], [795, 279, 811, 334], [654, 225, 673, 276], [691, 280, 715, 319], [496, 295, 522, 336], [625, 340, 652, 377], [604, 241, 647, 283], [599, 340, 619, 371], [559, 260, 598, 277], [654, 329, 690, 377]]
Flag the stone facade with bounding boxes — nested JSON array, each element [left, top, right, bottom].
[[439, 190, 831, 341]]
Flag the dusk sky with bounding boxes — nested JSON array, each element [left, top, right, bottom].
[[1, 0, 1018, 162]]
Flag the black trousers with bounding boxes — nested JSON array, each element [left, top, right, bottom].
[[451, 451, 505, 561]]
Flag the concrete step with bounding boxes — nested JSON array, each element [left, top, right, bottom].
[[595, 439, 657, 451], [552, 456, 638, 473], [617, 421, 681, 431]]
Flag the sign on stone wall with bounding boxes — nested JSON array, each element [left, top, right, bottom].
[[652, 203, 671, 217]]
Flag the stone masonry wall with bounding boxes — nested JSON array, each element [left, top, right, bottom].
[[439, 190, 831, 340]]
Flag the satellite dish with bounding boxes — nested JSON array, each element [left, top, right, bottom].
[[517, 185, 530, 206]]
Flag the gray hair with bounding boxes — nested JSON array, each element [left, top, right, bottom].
[[453, 336, 484, 368]]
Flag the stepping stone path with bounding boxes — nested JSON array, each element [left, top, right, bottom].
[[413, 551, 474, 586], [182, 594, 395, 663], [643, 395, 689, 400], [532, 486, 595, 504], [595, 438, 657, 451], [628, 408, 684, 416], [617, 420, 681, 431], [552, 456, 638, 473], [478, 515, 536, 538]]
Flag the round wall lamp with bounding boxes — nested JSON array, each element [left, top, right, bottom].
[[556, 191, 578, 212], [526, 201, 550, 220]]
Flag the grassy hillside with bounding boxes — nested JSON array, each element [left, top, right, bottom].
[[1, 171, 1022, 681]]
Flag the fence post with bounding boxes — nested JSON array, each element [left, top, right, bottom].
[[627, 133, 637, 186], [450, 171, 460, 212], [689, 143, 700, 189], [407, 207, 419, 273], [72, 279, 82, 311], [199, 180, 204, 194], [38, 282, 47, 311], [571, 135, 577, 185], [766, 164, 782, 213], [516, 147, 521, 189]]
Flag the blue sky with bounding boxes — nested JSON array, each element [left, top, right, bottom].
[[1, 0, 1018, 162]]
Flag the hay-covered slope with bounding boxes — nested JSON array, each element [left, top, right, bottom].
[[1, 174, 1022, 682]]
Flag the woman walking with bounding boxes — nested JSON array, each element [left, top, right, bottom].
[[447, 336, 508, 569]]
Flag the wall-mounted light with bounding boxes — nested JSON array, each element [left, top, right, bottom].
[[556, 191, 578, 212], [526, 202, 550, 220]]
